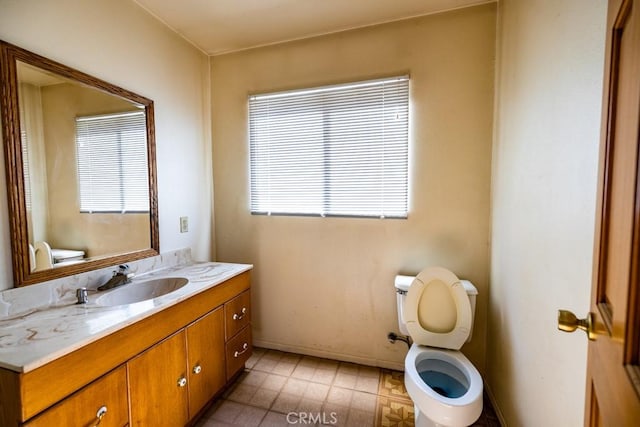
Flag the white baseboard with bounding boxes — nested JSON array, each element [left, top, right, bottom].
[[253, 338, 405, 371]]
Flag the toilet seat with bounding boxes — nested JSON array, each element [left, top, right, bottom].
[[404, 267, 472, 350]]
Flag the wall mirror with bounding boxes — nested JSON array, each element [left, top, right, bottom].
[[0, 41, 159, 287]]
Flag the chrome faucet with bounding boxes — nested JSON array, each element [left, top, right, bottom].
[[97, 265, 134, 291]]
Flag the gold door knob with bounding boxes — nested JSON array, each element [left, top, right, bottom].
[[557, 310, 596, 340]]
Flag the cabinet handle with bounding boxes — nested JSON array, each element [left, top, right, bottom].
[[177, 377, 187, 387], [234, 342, 249, 358], [91, 406, 107, 427], [233, 307, 247, 321], [193, 364, 202, 375]]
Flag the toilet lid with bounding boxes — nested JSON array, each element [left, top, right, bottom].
[[404, 267, 472, 350]]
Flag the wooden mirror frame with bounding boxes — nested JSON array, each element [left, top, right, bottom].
[[0, 40, 159, 287]]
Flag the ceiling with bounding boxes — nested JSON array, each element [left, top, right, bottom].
[[134, 0, 494, 55]]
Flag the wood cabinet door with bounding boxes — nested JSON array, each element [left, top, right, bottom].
[[186, 307, 225, 418], [24, 366, 128, 427], [128, 331, 189, 427]]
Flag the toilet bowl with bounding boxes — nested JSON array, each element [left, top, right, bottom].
[[405, 345, 482, 427], [395, 267, 483, 427]]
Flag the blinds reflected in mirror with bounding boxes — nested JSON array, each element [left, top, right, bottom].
[[20, 130, 32, 212], [76, 111, 149, 213], [249, 75, 409, 219]]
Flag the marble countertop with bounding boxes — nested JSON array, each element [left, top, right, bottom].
[[0, 262, 252, 373]]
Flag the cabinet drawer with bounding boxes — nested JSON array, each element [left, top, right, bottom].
[[24, 366, 128, 427], [224, 290, 251, 340], [225, 326, 252, 379]]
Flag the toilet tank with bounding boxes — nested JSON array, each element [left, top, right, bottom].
[[394, 275, 478, 342]]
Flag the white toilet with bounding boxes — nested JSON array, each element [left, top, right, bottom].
[[395, 267, 483, 427]]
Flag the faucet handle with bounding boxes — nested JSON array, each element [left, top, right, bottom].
[[118, 264, 134, 283], [112, 264, 131, 277], [115, 264, 130, 275]]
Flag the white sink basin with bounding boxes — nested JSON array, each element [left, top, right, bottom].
[[95, 277, 188, 306]]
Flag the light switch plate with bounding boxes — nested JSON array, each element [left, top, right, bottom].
[[180, 216, 189, 233]]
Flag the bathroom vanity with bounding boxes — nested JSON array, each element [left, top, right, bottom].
[[0, 38, 254, 427], [0, 262, 253, 427]]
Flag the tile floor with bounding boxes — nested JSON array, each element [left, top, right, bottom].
[[196, 348, 500, 426]]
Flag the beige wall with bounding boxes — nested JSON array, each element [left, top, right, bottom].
[[40, 83, 149, 258], [212, 4, 496, 370], [488, 0, 606, 425], [0, 1, 608, 423], [0, 0, 212, 290]]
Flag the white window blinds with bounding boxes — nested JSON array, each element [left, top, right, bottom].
[[249, 75, 409, 218], [20, 130, 32, 212], [76, 111, 149, 213]]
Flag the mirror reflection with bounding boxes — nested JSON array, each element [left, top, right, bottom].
[[17, 62, 151, 273]]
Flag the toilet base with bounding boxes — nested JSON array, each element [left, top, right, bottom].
[[414, 406, 450, 427], [412, 401, 481, 427]]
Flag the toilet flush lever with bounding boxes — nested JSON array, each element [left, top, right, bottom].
[[557, 310, 597, 340]]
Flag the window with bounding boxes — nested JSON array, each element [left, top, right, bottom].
[[76, 111, 149, 213], [249, 75, 409, 219]]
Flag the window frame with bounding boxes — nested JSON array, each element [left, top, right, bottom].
[[248, 75, 410, 219]]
